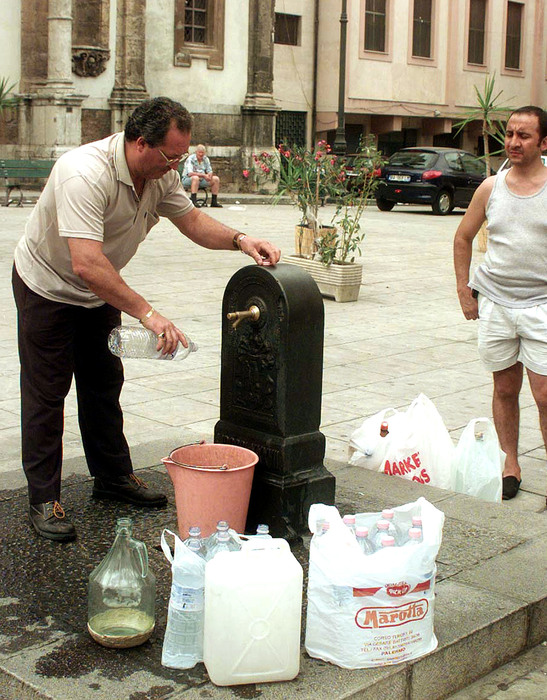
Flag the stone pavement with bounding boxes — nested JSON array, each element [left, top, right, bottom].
[[0, 200, 546, 699]]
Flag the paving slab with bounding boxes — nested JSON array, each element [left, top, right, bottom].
[[1, 202, 546, 698], [0, 460, 546, 700]]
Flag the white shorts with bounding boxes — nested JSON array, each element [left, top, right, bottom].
[[477, 295, 547, 375]]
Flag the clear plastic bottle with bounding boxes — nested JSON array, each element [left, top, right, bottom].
[[205, 530, 241, 561], [108, 325, 198, 361], [372, 519, 391, 550], [412, 515, 423, 531], [355, 526, 375, 555], [205, 520, 232, 550], [342, 514, 356, 534], [161, 546, 205, 669], [405, 527, 423, 545], [256, 523, 271, 537], [88, 517, 155, 648], [184, 526, 207, 559], [381, 508, 402, 544]]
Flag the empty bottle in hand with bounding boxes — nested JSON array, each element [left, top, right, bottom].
[[108, 326, 198, 361]]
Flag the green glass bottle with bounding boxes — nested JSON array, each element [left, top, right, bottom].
[[87, 517, 155, 648]]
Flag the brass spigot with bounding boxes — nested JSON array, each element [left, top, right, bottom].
[[227, 304, 260, 330]]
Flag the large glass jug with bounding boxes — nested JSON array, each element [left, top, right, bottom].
[[87, 517, 155, 648]]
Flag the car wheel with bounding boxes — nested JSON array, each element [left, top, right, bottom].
[[376, 198, 395, 212], [432, 189, 454, 215]]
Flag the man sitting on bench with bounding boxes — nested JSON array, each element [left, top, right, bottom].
[[182, 144, 222, 208]]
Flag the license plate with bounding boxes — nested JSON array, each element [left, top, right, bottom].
[[388, 174, 411, 182]]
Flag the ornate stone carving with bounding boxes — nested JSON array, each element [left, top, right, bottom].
[[72, 47, 110, 77]]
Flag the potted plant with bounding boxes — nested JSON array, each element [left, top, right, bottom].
[[247, 137, 383, 302], [245, 141, 340, 258], [288, 136, 383, 301]]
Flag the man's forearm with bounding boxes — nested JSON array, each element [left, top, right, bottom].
[[68, 239, 150, 319], [454, 235, 473, 293], [173, 209, 240, 250]]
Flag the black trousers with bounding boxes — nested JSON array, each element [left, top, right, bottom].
[[12, 265, 132, 504]]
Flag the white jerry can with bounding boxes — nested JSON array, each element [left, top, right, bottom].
[[203, 537, 303, 686]]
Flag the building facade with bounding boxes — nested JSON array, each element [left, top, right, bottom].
[[0, 0, 545, 187]]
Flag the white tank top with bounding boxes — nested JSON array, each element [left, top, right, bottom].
[[472, 168, 547, 308]]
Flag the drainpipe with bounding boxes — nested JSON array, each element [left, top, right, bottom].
[[311, 0, 319, 146]]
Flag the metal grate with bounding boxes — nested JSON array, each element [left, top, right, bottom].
[[184, 0, 207, 44], [275, 111, 307, 148]]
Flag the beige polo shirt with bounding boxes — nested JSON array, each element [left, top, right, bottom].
[[14, 132, 192, 307]]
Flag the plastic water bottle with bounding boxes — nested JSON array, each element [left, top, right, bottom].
[[256, 524, 271, 537], [108, 326, 198, 361], [205, 530, 241, 561], [372, 519, 391, 550], [381, 508, 402, 544], [405, 527, 423, 545], [205, 520, 230, 549], [184, 526, 207, 559], [355, 526, 374, 555], [342, 514, 356, 534], [412, 515, 423, 531], [161, 550, 205, 669]]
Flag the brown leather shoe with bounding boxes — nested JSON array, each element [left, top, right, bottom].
[[92, 474, 167, 507], [29, 501, 76, 541]]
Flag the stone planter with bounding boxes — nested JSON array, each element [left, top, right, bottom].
[[294, 225, 336, 258], [284, 254, 363, 303]]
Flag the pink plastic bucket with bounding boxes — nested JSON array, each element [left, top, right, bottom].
[[162, 442, 258, 538]]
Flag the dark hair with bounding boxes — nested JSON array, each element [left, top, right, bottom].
[[509, 106, 547, 140], [124, 97, 193, 146]]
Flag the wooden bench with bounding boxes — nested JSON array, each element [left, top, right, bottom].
[[1, 159, 56, 207]]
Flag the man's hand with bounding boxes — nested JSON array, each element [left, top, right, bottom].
[[140, 310, 189, 356], [458, 286, 479, 320], [240, 235, 281, 266]]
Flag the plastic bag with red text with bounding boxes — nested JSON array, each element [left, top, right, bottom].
[[305, 498, 444, 669]]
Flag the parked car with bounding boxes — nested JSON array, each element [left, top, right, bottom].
[[499, 154, 547, 170], [375, 147, 488, 215], [343, 154, 382, 191]]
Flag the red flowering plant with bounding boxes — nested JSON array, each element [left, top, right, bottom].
[[317, 135, 384, 265], [245, 137, 383, 264], [245, 141, 344, 254]]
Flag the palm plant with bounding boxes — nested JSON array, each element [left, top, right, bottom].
[[453, 74, 511, 176], [0, 77, 18, 117]]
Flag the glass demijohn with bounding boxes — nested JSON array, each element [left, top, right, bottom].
[[87, 517, 155, 648]]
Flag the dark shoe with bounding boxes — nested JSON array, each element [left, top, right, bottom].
[[502, 476, 521, 500], [190, 193, 198, 205], [93, 474, 167, 507], [210, 201, 223, 208], [29, 501, 76, 542]]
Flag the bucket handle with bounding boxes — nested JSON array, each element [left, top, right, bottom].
[[165, 440, 229, 471]]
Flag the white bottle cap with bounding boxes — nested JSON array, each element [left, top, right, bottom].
[[377, 519, 390, 530], [355, 526, 369, 537], [381, 535, 396, 547], [343, 514, 356, 525], [381, 508, 395, 520]]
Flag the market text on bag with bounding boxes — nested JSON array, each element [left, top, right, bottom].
[[355, 600, 429, 629], [383, 452, 431, 483]]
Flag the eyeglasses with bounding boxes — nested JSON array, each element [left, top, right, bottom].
[[158, 148, 188, 166]]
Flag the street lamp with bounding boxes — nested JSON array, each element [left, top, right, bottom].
[[332, 0, 348, 155]]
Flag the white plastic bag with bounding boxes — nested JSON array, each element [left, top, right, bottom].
[[452, 418, 504, 502], [305, 499, 444, 669], [349, 394, 455, 490]]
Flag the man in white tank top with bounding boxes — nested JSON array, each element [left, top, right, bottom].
[[454, 106, 547, 502]]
